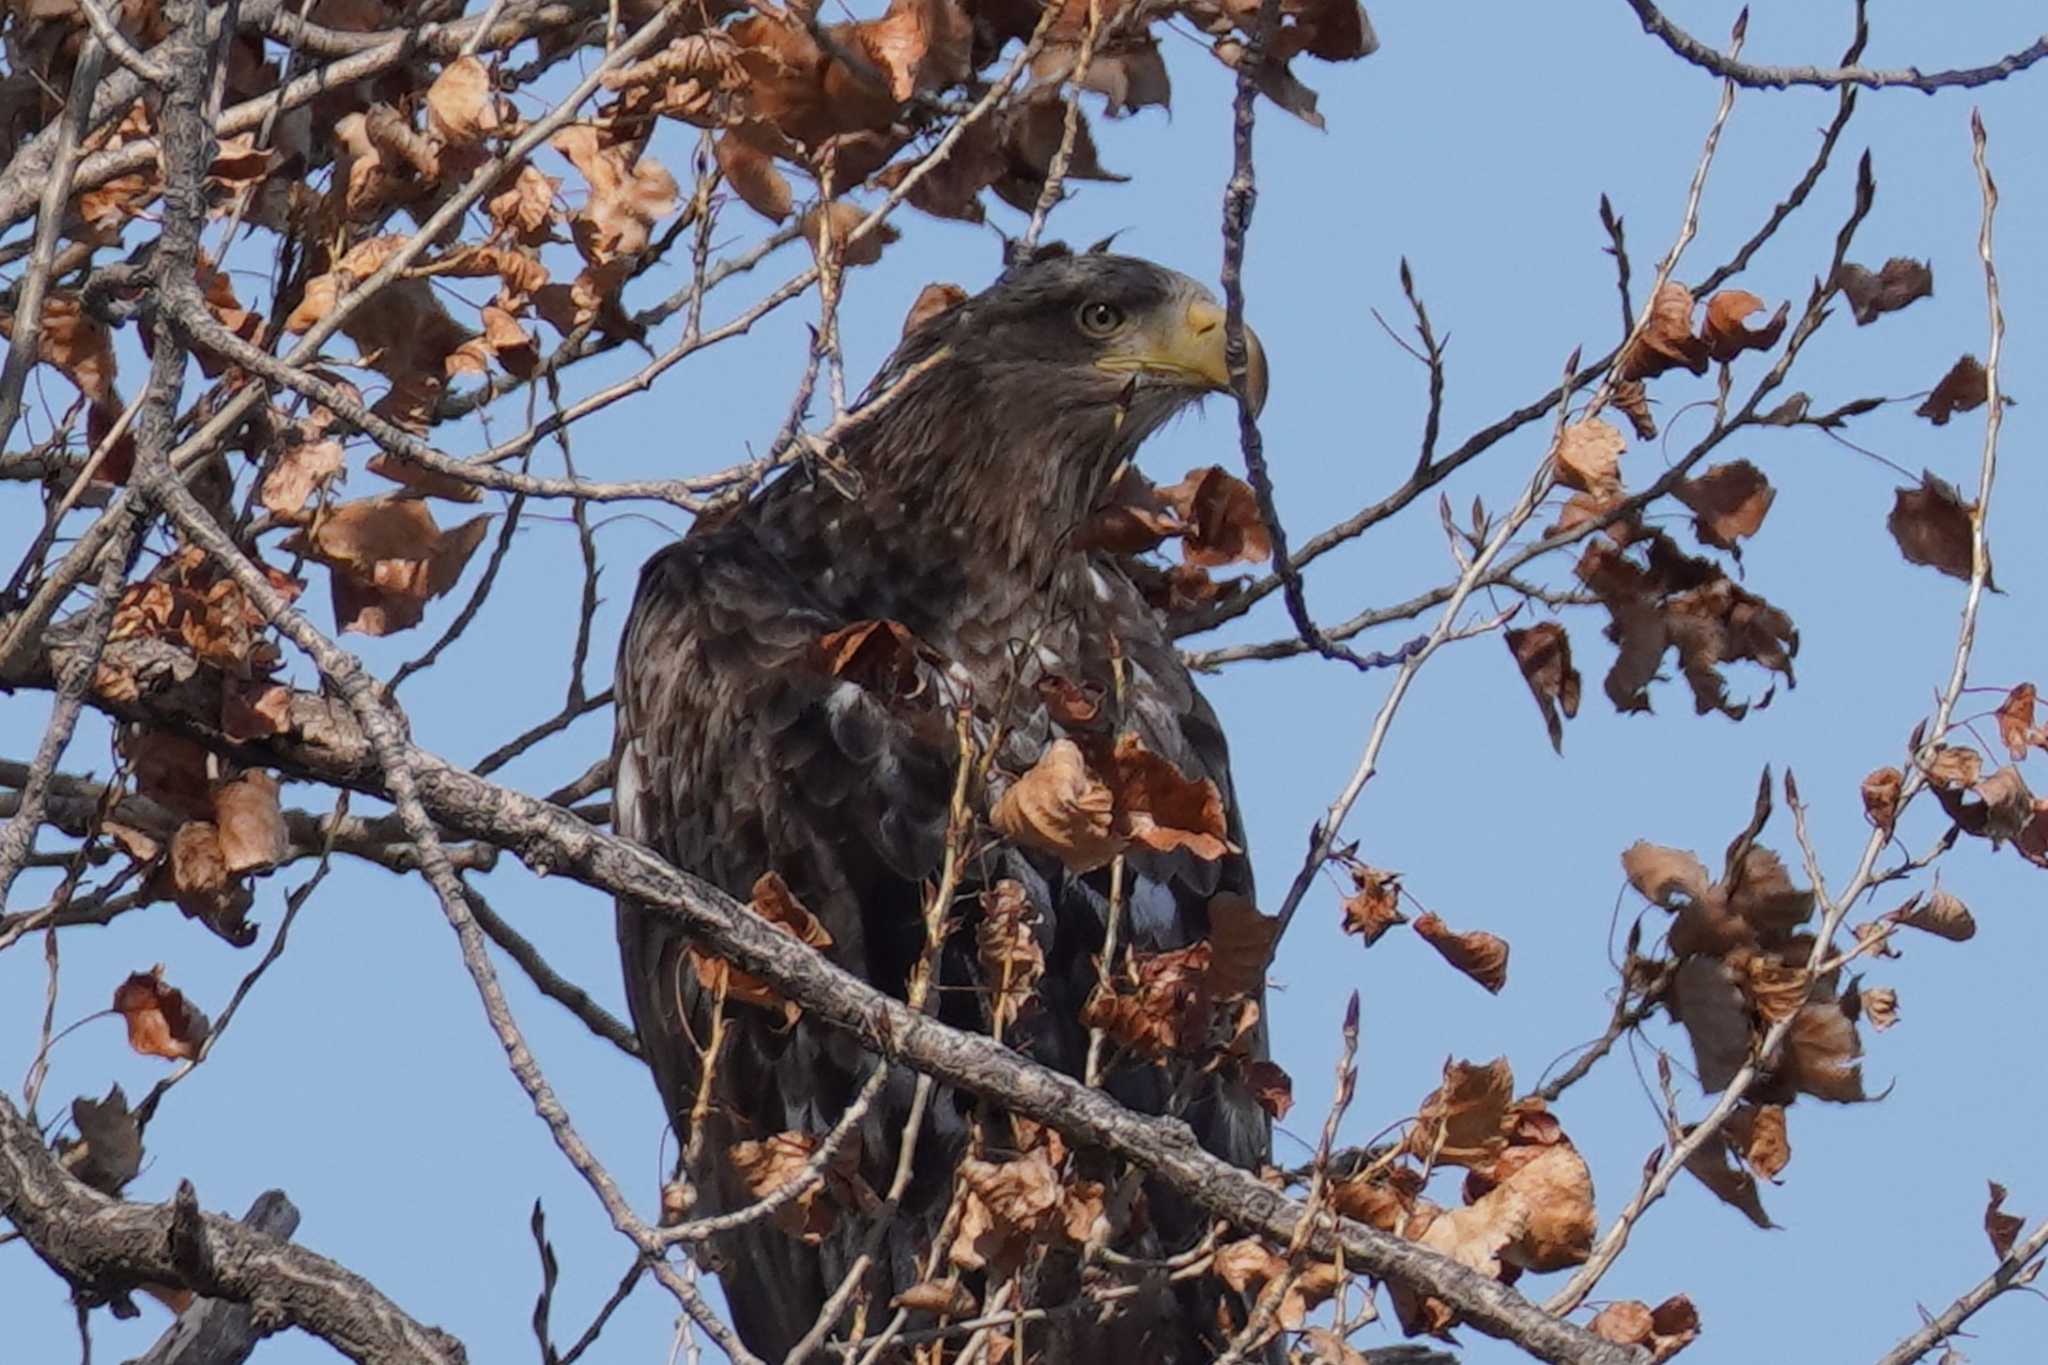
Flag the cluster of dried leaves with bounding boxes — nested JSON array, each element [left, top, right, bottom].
[[1621, 773, 1891, 1229], [1337, 860, 1508, 994]]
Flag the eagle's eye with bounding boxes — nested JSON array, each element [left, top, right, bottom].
[[1076, 300, 1125, 337]]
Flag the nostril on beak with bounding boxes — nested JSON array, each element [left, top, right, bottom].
[[1186, 297, 1224, 336]]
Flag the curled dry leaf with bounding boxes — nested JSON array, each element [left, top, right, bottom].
[[259, 436, 346, 521], [1466, 1141, 1598, 1273], [222, 682, 293, 743], [486, 164, 562, 246], [1330, 1164, 1424, 1234], [1859, 986, 1899, 1031], [283, 497, 490, 636], [1862, 767, 1903, 835], [1724, 1103, 1790, 1181], [426, 56, 505, 144], [1211, 1239, 1342, 1331], [1077, 465, 1184, 554], [1889, 472, 1987, 584], [1205, 892, 1278, 997], [3, 290, 117, 401], [1621, 283, 1709, 381], [1405, 1057, 1514, 1169], [1779, 995, 1866, 1104], [1106, 733, 1232, 861], [112, 967, 211, 1060], [903, 281, 966, 336], [976, 879, 1044, 1033], [818, 618, 926, 700], [1675, 460, 1774, 552], [1157, 466, 1272, 567], [1591, 1295, 1701, 1362], [1985, 1181, 2026, 1260], [727, 1130, 855, 1243], [1897, 889, 1975, 942], [1412, 913, 1508, 993], [1997, 683, 2039, 761], [164, 820, 251, 940], [950, 1150, 1062, 1272], [1554, 418, 1625, 498], [551, 125, 678, 264], [1922, 746, 1983, 790], [891, 1280, 977, 1317], [1081, 942, 1213, 1058], [991, 738, 1120, 872], [693, 873, 834, 1023], [212, 770, 287, 873], [715, 132, 795, 222], [1929, 762, 2037, 846], [1243, 1058, 1293, 1120], [1668, 955, 1749, 1095], [1340, 864, 1406, 944], [1917, 355, 1991, 426], [1505, 622, 1580, 753], [1701, 290, 1788, 364], [1836, 257, 1934, 325], [1682, 1123, 1774, 1229], [1622, 841, 1713, 909], [56, 1086, 144, 1196], [803, 200, 899, 269]]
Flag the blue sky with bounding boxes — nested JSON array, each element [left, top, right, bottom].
[[7, 2, 2048, 1361]]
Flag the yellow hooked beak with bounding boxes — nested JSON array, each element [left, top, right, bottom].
[[1097, 293, 1269, 417]]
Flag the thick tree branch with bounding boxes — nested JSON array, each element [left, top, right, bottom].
[[0, 1098, 465, 1365]]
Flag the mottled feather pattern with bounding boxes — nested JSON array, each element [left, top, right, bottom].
[[614, 255, 1271, 1360]]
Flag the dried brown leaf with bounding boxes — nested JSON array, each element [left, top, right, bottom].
[[427, 56, 505, 144], [1837, 257, 1934, 325], [1157, 466, 1272, 567], [1889, 472, 1985, 584], [1621, 283, 1709, 380], [1862, 767, 1903, 836], [1505, 622, 1580, 753], [1701, 290, 1788, 363], [212, 770, 287, 873], [1412, 913, 1508, 994], [1725, 1103, 1790, 1181], [1405, 1057, 1513, 1169], [687, 874, 836, 1028], [56, 1086, 143, 1196], [1898, 888, 1976, 942], [1554, 418, 1625, 498], [902, 281, 966, 336], [1682, 1124, 1774, 1228], [1986, 1181, 2025, 1259], [1205, 892, 1277, 997], [1675, 459, 1774, 551], [991, 738, 1119, 872], [1917, 355, 1990, 426], [1340, 864, 1407, 945], [1622, 841, 1713, 908], [112, 966, 210, 1060], [1106, 732, 1232, 862]]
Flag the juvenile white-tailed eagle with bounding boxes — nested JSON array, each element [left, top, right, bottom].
[[614, 251, 1272, 1360]]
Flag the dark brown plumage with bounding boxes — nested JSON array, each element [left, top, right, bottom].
[[613, 252, 1272, 1361]]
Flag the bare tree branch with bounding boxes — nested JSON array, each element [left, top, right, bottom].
[[1622, 0, 2047, 92]]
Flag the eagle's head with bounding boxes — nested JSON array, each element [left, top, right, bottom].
[[855, 252, 1267, 569]]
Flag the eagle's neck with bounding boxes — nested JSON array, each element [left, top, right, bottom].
[[769, 375, 1139, 636]]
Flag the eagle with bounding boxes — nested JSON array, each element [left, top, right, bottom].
[[613, 251, 1273, 1361]]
